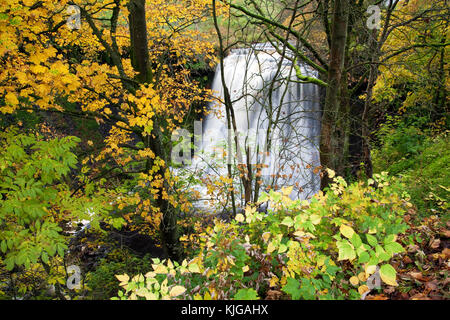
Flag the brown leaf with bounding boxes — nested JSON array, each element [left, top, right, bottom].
[[265, 290, 282, 300], [408, 272, 431, 282], [384, 286, 396, 294], [410, 293, 431, 300], [439, 229, 450, 238], [429, 238, 441, 249], [442, 248, 450, 259], [402, 255, 413, 264], [424, 280, 439, 292], [366, 294, 389, 300], [407, 244, 419, 253]]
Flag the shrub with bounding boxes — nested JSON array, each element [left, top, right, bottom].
[[113, 170, 412, 300]]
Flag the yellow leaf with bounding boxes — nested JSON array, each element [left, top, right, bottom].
[[365, 265, 377, 278], [262, 232, 271, 243], [153, 264, 168, 274], [188, 263, 200, 273], [269, 276, 279, 287], [115, 274, 129, 283], [310, 214, 321, 225], [379, 264, 398, 286], [326, 168, 335, 178], [281, 186, 293, 196], [5, 92, 19, 106], [267, 241, 276, 254], [235, 213, 245, 223], [242, 265, 249, 273], [278, 244, 287, 254], [358, 272, 367, 282], [340, 224, 355, 239], [169, 285, 186, 297], [358, 284, 369, 295], [350, 276, 359, 286]]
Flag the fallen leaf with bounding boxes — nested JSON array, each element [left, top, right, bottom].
[[424, 280, 438, 292], [442, 248, 450, 259], [383, 286, 396, 294], [429, 238, 440, 249], [366, 294, 389, 300], [439, 229, 450, 238], [410, 293, 431, 300], [407, 244, 419, 253], [358, 272, 367, 282], [350, 276, 359, 286], [408, 271, 431, 282], [358, 284, 369, 295], [266, 290, 282, 300], [402, 255, 413, 264]]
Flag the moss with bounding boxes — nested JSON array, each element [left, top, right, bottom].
[[373, 130, 449, 219]]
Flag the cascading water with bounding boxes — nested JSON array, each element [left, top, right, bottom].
[[190, 43, 321, 209]]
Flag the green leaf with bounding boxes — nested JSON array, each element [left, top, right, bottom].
[[41, 251, 49, 264], [375, 245, 391, 261], [379, 264, 398, 286], [358, 251, 370, 264], [340, 224, 355, 239], [0, 240, 6, 253], [366, 234, 377, 246], [282, 277, 301, 300], [384, 242, 404, 256], [5, 257, 14, 271], [383, 234, 396, 245], [350, 233, 362, 248], [234, 288, 259, 300], [338, 242, 356, 261], [299, 278, 316, 300], [281, 217, 294, 228]]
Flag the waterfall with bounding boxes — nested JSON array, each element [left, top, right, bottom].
[[191, 43, 321, 208]]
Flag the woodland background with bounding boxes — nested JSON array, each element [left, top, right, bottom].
[[0, 0, 448, 300]]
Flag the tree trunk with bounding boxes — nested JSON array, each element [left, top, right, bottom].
[[128, 0, 152, 84], [320, 0, 350, 189], [128, 0, 183, 261]]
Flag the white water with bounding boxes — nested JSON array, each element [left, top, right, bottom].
[[191, 43, 321, 208]]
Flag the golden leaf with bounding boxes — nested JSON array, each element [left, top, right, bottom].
[[169, 285, 186, 297]]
